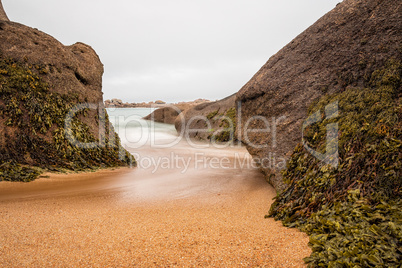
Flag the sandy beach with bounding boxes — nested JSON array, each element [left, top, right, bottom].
[[0, 137, 311, 267]]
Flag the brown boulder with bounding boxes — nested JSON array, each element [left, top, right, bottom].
[[0, 0, 9, 22], [143, 106, 181, 124], [143, 99, 212, 125], [0, 21, 104, 138], [236, 0, 401, 191], [0, 15, 134, 180], [175, 94, 236, 142]]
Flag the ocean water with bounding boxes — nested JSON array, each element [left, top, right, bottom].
[[106, 108, 179, 149], [0, 108, 258, 204]]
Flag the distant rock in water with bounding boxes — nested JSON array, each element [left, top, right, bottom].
[[143, 99, 212, 125], [236, 0, 401, 191], [0, 14, 135, 181], [175, 94, 236, 142], [143, 106, 181, 125], [105, 98, 210, 109]]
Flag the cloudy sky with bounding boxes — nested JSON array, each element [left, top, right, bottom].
[[4, 0, 339, 103]]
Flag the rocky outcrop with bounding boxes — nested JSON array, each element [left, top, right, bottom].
[[107, 98, 124, 106], [142, 99, 212, 125], [105, 98, 210, 109], [0, 14, 134, 181], [0, 20, 104, 138], [104, 99, 154, 108], [269, 59, 401, 266], [143, 106, 181, 124], [0, 0, 9, 22], [175, 94, 236, 142], [236, 0, 401, 191]]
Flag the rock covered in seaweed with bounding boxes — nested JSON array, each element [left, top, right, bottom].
[[175, 94, 237, 142], [0, 18, 135, 181], [236, 0, 402, 191], [269, 60, 401, 267]]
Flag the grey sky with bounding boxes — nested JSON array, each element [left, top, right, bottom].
[[3, 0, 340, 103]]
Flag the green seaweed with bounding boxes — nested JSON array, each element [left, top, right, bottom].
[[0, 161, 42, 182], [268, 59, 402, 267], [0, 56, 136, 182], [215, 107, 237, 142], [207, 110, 219, 120], [303, 198, 402, 267]]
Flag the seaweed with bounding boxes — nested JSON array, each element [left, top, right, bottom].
[[303, 198, 402, 267], [0, 56, 136, 182], [0, 161, 42, 182], [207, 110, 219, 120], [206, 107, 237, 142], [215, 107, 237, 142], [268, 59, 402, 267]]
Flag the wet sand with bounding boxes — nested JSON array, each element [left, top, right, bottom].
[[0, 140, 311, 267]]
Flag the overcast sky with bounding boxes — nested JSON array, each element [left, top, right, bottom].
[[4, 0, 340, 103]]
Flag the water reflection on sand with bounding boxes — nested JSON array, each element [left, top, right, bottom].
[[0, 108, 263, 203]]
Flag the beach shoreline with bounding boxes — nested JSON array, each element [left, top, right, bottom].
[[0, 167, 134, 203], [0, 141, 311, 267], [0, 167, 310, 267]]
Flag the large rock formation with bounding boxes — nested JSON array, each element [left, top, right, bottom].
[[0, 1, 9, 22], [144, 106, 182, 124], [0, 7, 134, 181], [142, 99, 212, 124], [236, 0, 401, 191], [175, 94, 236, 142]]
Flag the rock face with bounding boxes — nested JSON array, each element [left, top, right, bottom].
[[144, 106, 181, 124], [0, 27, 104, 103], [0, 0, 9, 22], [236, 0, 401, 191], [0, 17, 134, 181], [142, 99, 212, 125], [0, 20, 104, 140], [105, 98, 210, 109], [175, 94, 236, 142]]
